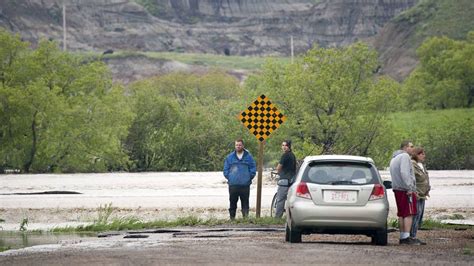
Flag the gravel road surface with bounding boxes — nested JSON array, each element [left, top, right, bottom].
[[1, 226, 472, 265]]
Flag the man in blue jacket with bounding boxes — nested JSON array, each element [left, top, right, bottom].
[[223, 139, 257, 220]]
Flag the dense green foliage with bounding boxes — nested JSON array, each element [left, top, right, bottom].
[[395, 34, 474, 170], [0, 29, 133, 172], [388, 109, 474, 170], [402, 33, 474, 109]]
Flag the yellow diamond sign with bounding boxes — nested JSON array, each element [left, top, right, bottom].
[[239, 94, 286, 142]]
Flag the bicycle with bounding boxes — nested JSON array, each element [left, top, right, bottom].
[[270, 190, 279, 218], [269, 170, 279, 217]]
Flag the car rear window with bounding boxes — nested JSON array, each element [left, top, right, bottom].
[[301, 161, 378, 185]]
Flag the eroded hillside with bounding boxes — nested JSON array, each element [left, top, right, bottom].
[[0, 0, 416, 55], [0, 0, 423, 82]]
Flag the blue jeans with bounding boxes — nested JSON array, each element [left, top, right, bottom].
[[410, 198, 425, 238]]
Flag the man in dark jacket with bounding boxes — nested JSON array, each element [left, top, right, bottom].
[[223, 139, 256, 220]]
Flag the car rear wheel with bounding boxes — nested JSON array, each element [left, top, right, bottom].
[[372, 226, 388, 246], [287, 223, 302, 243], [285, 224, 290, 242]]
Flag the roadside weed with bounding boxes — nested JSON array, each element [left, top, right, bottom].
[[19, 218, 28, 231], [389, 218, 399, 228], [51, 215, 286, 232], [96, 203, 115, 225]]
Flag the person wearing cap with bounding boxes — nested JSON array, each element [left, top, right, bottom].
[[274, 140, 297, 218]]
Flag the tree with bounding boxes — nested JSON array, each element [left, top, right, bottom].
[[402, 33, 474, 109], [0, 29, 133, 172], [244, 42, 400, 161]]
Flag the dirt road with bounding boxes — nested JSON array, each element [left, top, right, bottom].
[[1, 226, 472, 265]]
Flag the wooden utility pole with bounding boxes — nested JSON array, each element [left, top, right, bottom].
[[290, 35, 294, 64], [63, 1, 67, 51]]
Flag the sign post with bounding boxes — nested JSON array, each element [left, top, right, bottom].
[[239, 94, 286, 217], [256, 141, 264, 217]]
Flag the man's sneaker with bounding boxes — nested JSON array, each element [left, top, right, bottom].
[[411, 238, 427, 245], [399, 238, 421, 245]]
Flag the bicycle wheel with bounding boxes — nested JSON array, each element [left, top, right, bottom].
[[270, 192, 278, 217]]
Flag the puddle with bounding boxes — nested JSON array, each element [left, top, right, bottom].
[[123, 234, 149, 239], [0, 231, 96, 251]]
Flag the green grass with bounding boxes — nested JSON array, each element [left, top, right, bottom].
[[389, 218, 472, 230], [51, 215, 285, 233], [75, 50, 289, 71], [388, 108, 474, 131], [53, 214, 471, 233], [105, 51, 289, 71], [50, 203, 471, 233]]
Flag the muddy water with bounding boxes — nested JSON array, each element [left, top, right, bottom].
[[1, 171, 472, 208], [0, 231, 96, 251], [0, 170, 472, 231]]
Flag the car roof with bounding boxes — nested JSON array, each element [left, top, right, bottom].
[[303, 155, 375, 164]]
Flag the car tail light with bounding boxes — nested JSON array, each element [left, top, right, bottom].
[[296, 182, 312, 199], [369, 184, 385, 201]]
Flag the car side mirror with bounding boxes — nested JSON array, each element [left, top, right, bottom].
[[383, 180, 392, 189]]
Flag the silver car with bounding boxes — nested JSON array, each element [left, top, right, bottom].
[[285, 155, 390, 245]]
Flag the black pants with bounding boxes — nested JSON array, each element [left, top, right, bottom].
[[228, 185, 250, 218]]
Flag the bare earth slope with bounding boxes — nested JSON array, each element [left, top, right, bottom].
[[373, 0, 474, 81]]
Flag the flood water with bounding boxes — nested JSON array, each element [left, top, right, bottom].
[[0, 170, 472, 209], [0, 231, 96, 251]]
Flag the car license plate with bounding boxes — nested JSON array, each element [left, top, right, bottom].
[[324, 190, 357, 203]]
